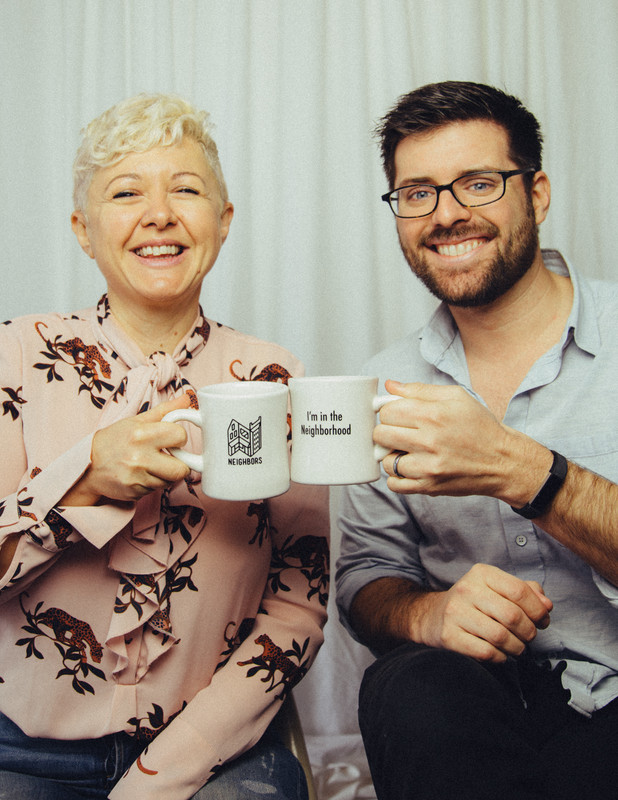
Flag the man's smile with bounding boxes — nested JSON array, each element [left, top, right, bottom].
[[432, 238, 487, 258]]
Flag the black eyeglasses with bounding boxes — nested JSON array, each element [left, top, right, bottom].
[[381, 169, 535, 218]]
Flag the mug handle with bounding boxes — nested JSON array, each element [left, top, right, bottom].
[[162, 409, 204, 472], [372, 394, 397, 461]]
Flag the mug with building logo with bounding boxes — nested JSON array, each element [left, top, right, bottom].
[[163, 381, 290, 501], [288, 376, 394, 485]]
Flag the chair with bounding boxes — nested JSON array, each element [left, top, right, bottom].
[[272, 693, 318, 800]]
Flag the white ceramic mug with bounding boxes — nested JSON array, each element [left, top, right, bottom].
[[163, 382, 290, 501], [288, 376, 394, 485]]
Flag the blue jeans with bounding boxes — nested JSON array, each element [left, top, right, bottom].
[[0, 712, 307, 800]]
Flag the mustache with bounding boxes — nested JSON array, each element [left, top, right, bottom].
[[421, 222, 499, 246]]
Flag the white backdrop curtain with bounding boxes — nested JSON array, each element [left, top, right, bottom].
[[1, 1, 617, 797]]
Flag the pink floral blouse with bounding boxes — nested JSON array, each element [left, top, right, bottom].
[[0, 297, 329, 799]]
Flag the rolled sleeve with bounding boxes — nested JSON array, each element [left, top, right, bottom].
[[335, 474, 425, 638]]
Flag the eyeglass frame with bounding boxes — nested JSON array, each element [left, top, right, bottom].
[[381, 169, 536, 219]]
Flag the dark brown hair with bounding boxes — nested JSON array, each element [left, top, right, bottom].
[[376, 81, 543, 190]]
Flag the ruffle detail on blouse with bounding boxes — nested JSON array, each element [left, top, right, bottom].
[[90, 296, 209, 677]]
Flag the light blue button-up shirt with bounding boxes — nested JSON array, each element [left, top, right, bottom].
[[336, 251, 618, 717]]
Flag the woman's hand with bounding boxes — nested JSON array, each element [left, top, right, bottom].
[[61, 395, 192, 507]]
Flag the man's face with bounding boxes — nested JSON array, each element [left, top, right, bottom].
[[392, 120, 547, 308]]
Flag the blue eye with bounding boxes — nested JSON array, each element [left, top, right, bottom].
[[458, 175, 501, 195], [399, 186, 436, 204], [469, 181, 492, 192], [409, 188, 433, 202]]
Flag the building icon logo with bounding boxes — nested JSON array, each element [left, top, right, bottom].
[[228, 416, 263, 457]]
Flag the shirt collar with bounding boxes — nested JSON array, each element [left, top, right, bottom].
[[542, 249, 600, 356], [420, 249, 601, 368]]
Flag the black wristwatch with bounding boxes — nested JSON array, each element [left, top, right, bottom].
[[511, 450, 568, 519]]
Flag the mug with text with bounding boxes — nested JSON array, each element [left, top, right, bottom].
[[288, 376, 394, 485], [163, 381, 290, 501]]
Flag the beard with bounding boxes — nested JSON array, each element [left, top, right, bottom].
[[398, 202, 540, 308]]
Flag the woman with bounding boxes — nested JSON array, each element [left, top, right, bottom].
[[0, 94, 329, 800]]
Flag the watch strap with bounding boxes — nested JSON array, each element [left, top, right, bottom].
[[511, 450, 568, 519]]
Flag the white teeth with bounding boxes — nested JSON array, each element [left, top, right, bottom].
[[135, 244, 181, 257], [436, 239, 483, 257]]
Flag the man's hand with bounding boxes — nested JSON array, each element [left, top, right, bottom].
[[350, 566, 553, 663], [374, 381, 618, 585], [61, 395, 192, 507], [412, 564, 552, 663], [376, 380, 551, 507]]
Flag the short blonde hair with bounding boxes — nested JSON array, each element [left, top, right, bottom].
[[72, 93, 229, 212]]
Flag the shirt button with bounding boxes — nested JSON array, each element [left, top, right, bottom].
[[515, 535, 528, 547]]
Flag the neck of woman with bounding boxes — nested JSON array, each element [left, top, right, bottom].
[[106, 294, 201, 355]]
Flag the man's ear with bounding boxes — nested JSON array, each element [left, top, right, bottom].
[[530, 171, 551, 225], [71, 210, 95, 259]]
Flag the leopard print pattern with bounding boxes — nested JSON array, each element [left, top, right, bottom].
[[36, 607, 103, 663], [56, 337, 112, 378], [229, 360, 293, 384], [237, 633, 306, 697], [35, 323, 111, 379]]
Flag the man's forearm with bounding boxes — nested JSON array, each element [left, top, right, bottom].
[[492, 432, 618, 584], [535, 461, 618, 585], [349, 576, 429, 654]]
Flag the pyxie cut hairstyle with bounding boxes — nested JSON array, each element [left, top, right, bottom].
[[73, 93, 228, 212]]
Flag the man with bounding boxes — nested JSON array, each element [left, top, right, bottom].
[[335, 81, 618, 800]]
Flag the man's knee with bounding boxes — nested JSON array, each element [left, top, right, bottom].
[[357, 644, 537, 800], [359, 643, 516, 745]]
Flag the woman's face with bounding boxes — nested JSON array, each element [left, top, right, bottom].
[[71, 137, 233, 315]]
